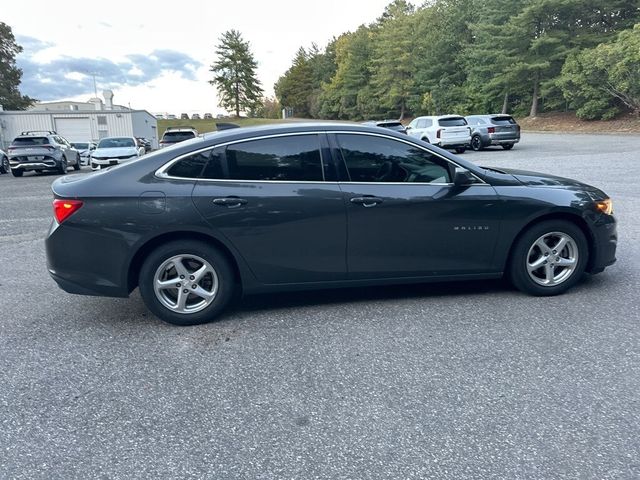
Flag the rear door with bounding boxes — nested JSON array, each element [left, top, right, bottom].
[[332, 133, 501, 279], [191, 133, 347, 284]]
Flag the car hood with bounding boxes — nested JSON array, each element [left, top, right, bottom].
[[496, 167, 600, 191], [92, 147, 137, 157]]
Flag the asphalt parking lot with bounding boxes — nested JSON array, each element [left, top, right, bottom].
[[1, 132, 639, 479]]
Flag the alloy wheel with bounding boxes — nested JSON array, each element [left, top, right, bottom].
[[153, 254, 219, 314], [526, 232, 578, 287]]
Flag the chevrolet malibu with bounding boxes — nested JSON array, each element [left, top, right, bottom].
[[46, 123, 617, 326]]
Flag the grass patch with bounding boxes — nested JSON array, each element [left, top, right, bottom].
[[157, 117, 292, 137]]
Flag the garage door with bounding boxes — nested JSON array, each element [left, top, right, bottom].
[[54, 117, 92, 142]]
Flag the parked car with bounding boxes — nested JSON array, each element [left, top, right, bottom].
[[466, 114, 521, 151], [71, 142, 97, 166], [204, 113, 213, 120], [46, 122, 617, 326], [90, 136, 144, 170], [180, 113, 189, 120], [159, 126, 198, 148], [361, 120, 407, 134], [407, 115, 471, 153], [7, 131, 81, 177], [192, 113, 201, 120], [136, 137, 153, 153], [167, 114, 177, 120], [0, 148, 9, 174]]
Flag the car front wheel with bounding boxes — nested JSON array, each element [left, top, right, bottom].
[[138, 240, 235, 326], [58, 155, 68, 175], [509, 220, 588, 296]]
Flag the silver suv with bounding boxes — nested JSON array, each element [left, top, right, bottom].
[[406, 116, 471, 154], [8, 131, 81, 177], [466, 115, 521, 151], [159, 126, 198, 148]]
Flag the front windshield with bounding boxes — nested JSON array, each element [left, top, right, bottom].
[[72, 143, 89, 149], [98, 138, 135, 148]]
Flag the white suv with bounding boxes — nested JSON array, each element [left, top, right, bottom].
[[407, 115, 471, 153]]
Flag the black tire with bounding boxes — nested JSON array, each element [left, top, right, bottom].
[[11, 168, 23, 177], [58, 155, 68, 175], [502, 143, 514, 150], [470, 135, 483, 151], [421, 137, 430, 144], [509, 220, 588, 296], [73, 153, 81, 170], [138, 240, 236, 326], [455, 147, 466, 154], [0, 155, 8, 174]]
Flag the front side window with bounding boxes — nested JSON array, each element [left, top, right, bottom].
[[337, 134, 451, 184], [225, 135, 323, 181]]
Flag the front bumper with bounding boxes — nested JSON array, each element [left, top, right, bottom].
[[587, 214, 617, 274], [9, 156, 59, 170], [91, 156, 136, 170]]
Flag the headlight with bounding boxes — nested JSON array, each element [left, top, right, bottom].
[[595, 198, 613, 215]]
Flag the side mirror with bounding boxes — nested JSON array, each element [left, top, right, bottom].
[[453, 167, 476, 186]]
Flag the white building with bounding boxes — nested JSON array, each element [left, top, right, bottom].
[[0, 90, 158, 149]]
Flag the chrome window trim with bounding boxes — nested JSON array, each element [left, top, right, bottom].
[[155, 130, 488, 186]]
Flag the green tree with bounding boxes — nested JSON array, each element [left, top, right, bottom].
[[0, 22, 34, 110], [559, 24, 640, 119], [371, 0, 416, 119], [274, 47, 314, 118], [209, 30, 263, 117]]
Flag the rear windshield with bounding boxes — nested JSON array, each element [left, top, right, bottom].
[[162, 131, 196, 142], [98, 138, 135, 148], [12, 137, 50, 146], [438, 117, 467, 127], [491, 116, 517, 125], [378, 122, 404, 130]]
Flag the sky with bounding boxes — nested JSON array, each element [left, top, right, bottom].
[[3, 0, 417, 115]]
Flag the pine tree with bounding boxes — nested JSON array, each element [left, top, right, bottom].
[[209, 30, 263, 117], [274, 48, 314, 118], [0, 22, 34, 110]]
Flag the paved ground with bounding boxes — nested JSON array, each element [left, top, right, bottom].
[[1, 133, 639, 479]]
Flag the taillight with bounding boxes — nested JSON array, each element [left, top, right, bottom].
[[53, 199, 83, 223], [8, 147, 15, 153], [488, 127, 496, 134], [436, 129, 442, 139]]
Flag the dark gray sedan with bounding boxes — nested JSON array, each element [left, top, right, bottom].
[[466, 115, 521, 151], [46, 122, 616, 325]]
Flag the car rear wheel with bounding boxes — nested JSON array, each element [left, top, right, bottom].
[[502, 143, 514, 150], [58, 155, 68, 175], [138, 240, 235, 326], [0, 156, 9, 174], [470, 135, 483, 151], [421, 137, 430, 144], [11, 168, 23, 177], [455, 147, 466, 154], [509, 220, 588, 296]]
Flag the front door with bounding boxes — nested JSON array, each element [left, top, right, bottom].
[[333, 133, 501, 279], [192, 134, 347, 285]]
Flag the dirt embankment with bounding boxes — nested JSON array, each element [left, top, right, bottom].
[[518, 112, 640, 134]]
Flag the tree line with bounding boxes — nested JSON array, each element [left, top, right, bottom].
[[273, 0, 640, 121]]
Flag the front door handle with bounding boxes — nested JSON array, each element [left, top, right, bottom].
[[350, 196, 383, 208], [212, 197, 247, 207]]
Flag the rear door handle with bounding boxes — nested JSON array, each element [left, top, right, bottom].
[[350, 196, 383, 207], [212, 197, 247, 207]]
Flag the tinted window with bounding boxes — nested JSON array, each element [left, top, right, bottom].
[[201, 147, 225, 179], [491, 116, 516, 125], [167, 150, 210, 178], [12, 137, 50, 146], [225, 135, 323, 181], [337, 134, 451, 184], [162, 131, 196, 142], [438, 117, 467, 127], [98, 138, 135, 148]]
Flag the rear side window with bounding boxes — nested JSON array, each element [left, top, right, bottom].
[[12, 137, 50, 146], [438, 117, 467, 127], [491, 116, 516, 125], [225, 135, 323, 181], [166, 150, 211, 178], [417, 119, 431, 128]]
